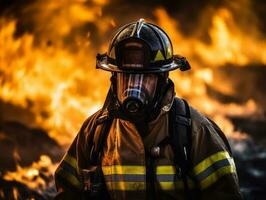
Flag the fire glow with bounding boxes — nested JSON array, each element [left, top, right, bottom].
[[0, 0, 265, 198]]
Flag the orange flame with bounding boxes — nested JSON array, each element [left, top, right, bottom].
[[1, 0, 265, 195], [3, 155, 56, 190], [0, 0, 265, 147]]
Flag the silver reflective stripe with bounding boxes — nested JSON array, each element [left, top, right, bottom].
[[104, 174, 176, 182], [196, 158, 231, 181], [193, 151, 236, 189], [102, 165, 195, 191]]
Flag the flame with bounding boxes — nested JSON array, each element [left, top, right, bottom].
[[197, 8, 266, 66], [3, 155, 56, 191], [195, 68, 213, 84], [154, 6, 265, 139], [12, 188, 18, 200], [213, 115, 248, 140], [0, 18, 109, 144], [1, 2, 265, 143], [0, 0, 265, 196], [0, 0, 117, 144], [154, 7, 266, 67]]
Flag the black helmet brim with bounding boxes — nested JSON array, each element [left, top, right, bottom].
[[96, 53, 190, 73]]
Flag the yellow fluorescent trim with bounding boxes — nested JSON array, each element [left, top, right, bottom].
[[159, 182, 175, 190], [102, 165, 145, 175], [159, 180, 195, 190], [102, 165, 178, 175], [56, 167, 82, 190], [156, 166, 175, 174], [63, 154, 77, 169], [106, 182, 145, 191], [200, 165, 236, 189], [193, 151, 231, 175]]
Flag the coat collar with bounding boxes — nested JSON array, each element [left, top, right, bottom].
[[148, 79, 175, 126]]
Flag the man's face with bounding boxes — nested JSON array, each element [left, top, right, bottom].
[[116, 73, 158, 113]]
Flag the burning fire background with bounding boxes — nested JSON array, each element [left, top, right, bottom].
[[0, 0, 265, 199]]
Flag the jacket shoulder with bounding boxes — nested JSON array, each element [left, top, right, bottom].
[[76, 109, 103, 164], [54, 109, 102, 192], [81, 109, 102, 136], [189, 105, 228, 151], [189, 105, 230, 151], [189, 106, 211, 134], [187, 106, 239, 193]]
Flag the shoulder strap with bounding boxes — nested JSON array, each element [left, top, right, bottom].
[[169, 97, 192, 172], [87, 88, 115, 166], [169, 97, 193, 200]]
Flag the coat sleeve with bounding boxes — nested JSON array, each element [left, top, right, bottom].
[[54, 135, 83, 200], [54, 110, 101, 200], [190, 112, 243, 200]]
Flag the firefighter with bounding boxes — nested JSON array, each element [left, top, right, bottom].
[[54, 19, 243, 200]]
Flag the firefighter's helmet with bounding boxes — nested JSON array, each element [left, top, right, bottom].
[[96, 18, 190, 73]]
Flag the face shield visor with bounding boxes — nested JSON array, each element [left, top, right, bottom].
[[116, 73, 158, 114], [113, 40, 159, 115]]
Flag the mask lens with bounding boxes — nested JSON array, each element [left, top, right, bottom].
[[116, 73, 158, 113]]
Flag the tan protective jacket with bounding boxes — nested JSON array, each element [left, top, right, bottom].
[[55, 88, 242, 200]]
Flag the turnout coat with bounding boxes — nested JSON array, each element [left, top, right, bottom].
[[54, 86, 242, 200]]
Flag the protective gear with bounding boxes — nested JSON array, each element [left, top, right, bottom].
[[96, 19, 189, 121], [96, 19, 191, 73], [116, 73, 158, 114], [54, 84, 242, 200], [55, 19, 242, 200]]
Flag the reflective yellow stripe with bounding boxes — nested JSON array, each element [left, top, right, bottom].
[[56, 167, 82, 189], [193, 151, 231, 175], [200, 164, 236, 189], [103, 165, 176, 175], [63, 154, 77, 169], [159, 182, 176, 190], [102, 165, 145, 175], [56, 153, 82, 189], [159, 179, 195, 190], [105, 182, 145, 190], [156, 166, 175, 174], [156, 165, 175, 190], [102, 165, 145, 191], [193, 151, 237, 189], [156, 166, 195, 190], [103, 165, 197, 191]]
